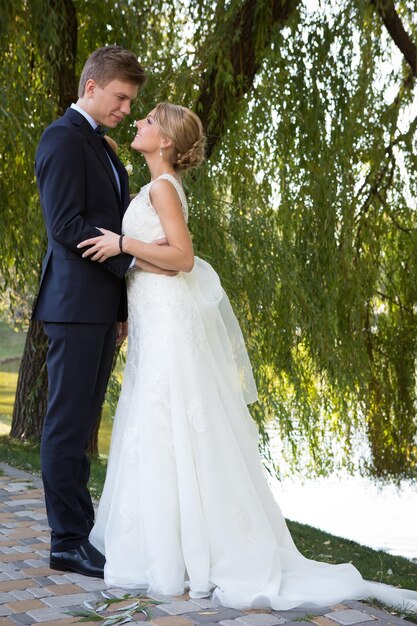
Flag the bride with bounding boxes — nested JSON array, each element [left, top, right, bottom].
[[78, 103, 417, 612]]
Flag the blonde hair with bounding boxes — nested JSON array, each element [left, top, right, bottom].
[[153, 103, 205, 172]]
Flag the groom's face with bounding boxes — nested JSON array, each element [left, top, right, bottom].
[[86, 79, 139, 128]]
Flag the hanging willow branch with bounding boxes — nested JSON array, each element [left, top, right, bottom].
[[196, 0, 301, 158], [371, 0, 417, 74]]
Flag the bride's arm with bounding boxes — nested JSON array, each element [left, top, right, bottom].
[[77, 179, 194, 272]]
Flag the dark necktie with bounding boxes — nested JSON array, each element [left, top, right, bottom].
[[95, 126, 121, 197], [95, 125, 106, 138]]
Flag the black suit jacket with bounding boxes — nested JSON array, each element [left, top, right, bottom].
[[33, 108, 133, 323]]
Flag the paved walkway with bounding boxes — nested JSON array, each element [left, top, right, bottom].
[[0, 463, 414, 626]]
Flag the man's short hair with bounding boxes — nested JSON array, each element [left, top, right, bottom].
[[78, 45, 146, 97]]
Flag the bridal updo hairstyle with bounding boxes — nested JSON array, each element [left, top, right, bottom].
[[153, 103, 206, 173]]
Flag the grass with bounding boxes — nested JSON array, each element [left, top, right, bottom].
[[288, 519, 417, 592], [0, 435, 107, 498], [0, 321, 27, 362], [0, 321, 26, 436]]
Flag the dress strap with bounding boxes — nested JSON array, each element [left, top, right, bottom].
[[150, 173, 188, 221]]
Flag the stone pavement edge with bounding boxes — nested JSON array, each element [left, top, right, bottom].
[[0, 462, 415, 626]]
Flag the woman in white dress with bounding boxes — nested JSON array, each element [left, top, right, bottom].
[[78, 103, 417, 612]]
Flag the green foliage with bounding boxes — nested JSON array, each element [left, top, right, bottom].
[[2, 0, 417, 480]]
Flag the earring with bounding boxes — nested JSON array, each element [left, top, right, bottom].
[[159, 147, 163, 157]]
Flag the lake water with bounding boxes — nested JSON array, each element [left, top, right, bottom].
[[270, 474, 417, 560]]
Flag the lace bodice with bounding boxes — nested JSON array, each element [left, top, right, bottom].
[[122, 173, 188, 242]]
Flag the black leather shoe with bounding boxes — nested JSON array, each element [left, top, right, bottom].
[[50, 542, 105, 578]]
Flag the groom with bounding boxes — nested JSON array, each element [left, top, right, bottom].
[[33, 46, 146, 578]]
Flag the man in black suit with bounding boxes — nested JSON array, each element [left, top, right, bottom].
[[33, 46, 146, 578]]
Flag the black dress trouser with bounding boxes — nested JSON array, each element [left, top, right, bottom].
[[41, 321, 117, 552]]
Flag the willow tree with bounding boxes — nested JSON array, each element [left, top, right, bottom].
[[1, 0, 417, 481]]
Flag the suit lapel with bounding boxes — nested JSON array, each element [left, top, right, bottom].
[[65, 108, 124, 206]]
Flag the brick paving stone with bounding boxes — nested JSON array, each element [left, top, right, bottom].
[[5, 530, 41, 540], [22, 559, 48, 568], [3, 485, 34, 493], [3, 572, 26, 581], [44, 585, 84, 596], [4, 599, 46, 613], [0, 548, 17, 554], [26, 589, 54, 600], [21, 568, 55, 578], [9, 496, 41, 502], [62, 573, 92, 584], [243, 610, 272, 615], [272, 609, 326, 620], [313, 617, 345, 626], [1, 563, 26, 572], [41, 591, 99, 608], [7, 612, 34, 624], [46, 576, 72, 586], [0, 596, 13, 606], [0, 619, 15, 625], [0, 611, 12, 620], [4, 501, 41, 509], [324, 610, 376, 625], [189, 608, 244, 623], [16, 514, 46, 522], [151, 617, 196, 626], [74, 578, 108, 591], [12, 547, 33, 555], [35, 551, 49, 559], [148, 592, 177, 603], [26, 606, 71, 622], [342, 601, 405, 623], [35, 617, 97, 626], [8, 592, 32, 601], [0, 554, 31, 563], [236, 615, 285, 626], [159, 601, 203, 616], [20, 541, 45, 548], [190, 599, 217, 610], [0, 580, 37, 592], [151, 607, 173, 618]]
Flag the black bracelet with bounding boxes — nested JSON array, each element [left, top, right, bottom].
[[119, 234, 124, 254]]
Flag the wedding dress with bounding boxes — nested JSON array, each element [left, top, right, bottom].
[[90, 174, 417, 612]]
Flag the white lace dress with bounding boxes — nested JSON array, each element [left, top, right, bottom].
[[90, 174, 417, 612]]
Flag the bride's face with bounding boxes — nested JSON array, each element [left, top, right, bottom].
[[131, 110, 170, 154]]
